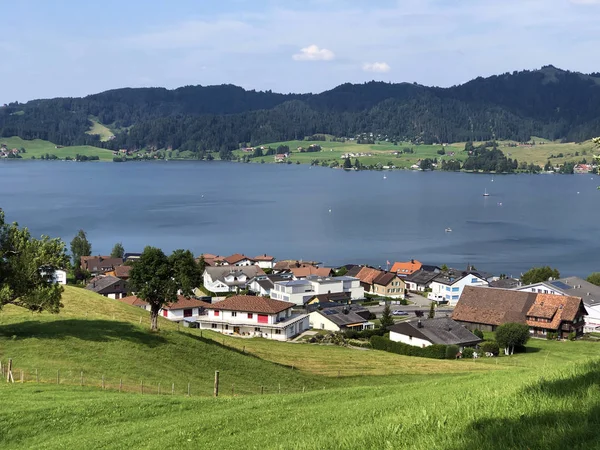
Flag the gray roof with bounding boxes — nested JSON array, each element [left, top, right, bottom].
[[489, 278, 521, 289], [85, 276, 127, 294], [315, 305, 370, 327], [250, 274, 294, 292], [204, 266, 265, 283], [388, 318, 481, 346], [434, 269, 489, 286], [405, 269, 439, 285]]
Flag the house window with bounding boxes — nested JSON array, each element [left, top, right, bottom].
[[211, 323, 217, 329], [183, 309, 193, 318], [471, 278, 478, 283], [162, 310, 168, 317], [255, 327, 261, 332], [231, 312, 237, 317], [452, 287, 459, 292], [248, 313, 253, 319], [446, 286, 451, 291], [257, 314, 269, 324], [225, 325, 229, 330], [275, 329, 281, 334], [214, 310, 220, 317], [452, 295, 459, 300]]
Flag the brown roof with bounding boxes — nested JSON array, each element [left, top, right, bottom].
[[291, 266, 333, 278], [113, 265, 132, 279], [452, 286, 537, 326], [355, 267, 383, 285], [204, 296, 293, 314], [81, 256, 124, 272], [164, 296, 209, 310], [390, 260, 422, 275], [224, 253, 254, 264], [253, 254, 275, 261], [373, 272, 397, 287], [118, 295, 149, 307], [274, 260, 317, 271], [526, 294, 584, 330]]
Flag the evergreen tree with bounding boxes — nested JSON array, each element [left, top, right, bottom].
[[428, 301, 436, 319], [70, 229, 92, 267], [379, 303, 394, 330], [111, 242, 124, 259]]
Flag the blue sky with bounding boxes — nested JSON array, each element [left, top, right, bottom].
[[1, 0, 599, 103]]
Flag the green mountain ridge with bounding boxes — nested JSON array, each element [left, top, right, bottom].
[[2, 65, 600, 154]]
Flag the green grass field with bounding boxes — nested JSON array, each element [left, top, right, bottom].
[[85, 117, 115, 142], [0, 136, 115, 161], [1, 288, 600, 448], [236, 137, 598, 169]]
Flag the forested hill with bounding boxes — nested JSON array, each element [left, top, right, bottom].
[[2, 65, 600, 153]]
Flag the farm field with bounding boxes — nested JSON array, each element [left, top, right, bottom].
[[0, 136, 114, 161], [1, 288, 600, 448], [235, 137, 597, 169]]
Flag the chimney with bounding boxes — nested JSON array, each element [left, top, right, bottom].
[[411, 259, 415, 264], [417, 319, 423, 328], [559, 304, 563, 309]]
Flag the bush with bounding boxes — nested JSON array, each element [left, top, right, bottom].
[[344, 328, 386, 340], [462, 347, 475, 359], [479, 341, 500, 356], [348, 339, 372, 349], [446, 344, 460, 359], [547, 331, 558, 340], [473, 329, 484, 339], [568, 331, 576, 341], [370, 336, 447, 359]]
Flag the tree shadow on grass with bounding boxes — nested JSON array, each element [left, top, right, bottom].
[[456, 360, 600, 450], [0, 320, 167, 347]]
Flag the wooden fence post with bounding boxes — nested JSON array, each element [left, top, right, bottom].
[[120, 379, 122, 392], [6, 359, 13, 383], [302, 386, 305, 393], [80, 371, 84, 386], [57, 369, 60, 385], [261, 386, 264, 395], [172, 383, 174, 395], [278, 383, 281, 394], [214, 371, 219, 397], [20, 370, 24, 383], [187, 382, 190, 397]]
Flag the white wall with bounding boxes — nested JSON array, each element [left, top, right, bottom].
[[255, 261, 274, 269], [308, 312, 340, 332], [430, 276, 488, 306], [389, 330, 431, 348], [199, 315, 309, 341], [54, 270, 67, 285]]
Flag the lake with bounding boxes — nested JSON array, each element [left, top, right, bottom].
[[1, 160, 598, 277]]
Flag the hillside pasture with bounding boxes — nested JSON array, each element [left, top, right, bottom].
[[85, 117, 115, 142], [0, 136, 114, 161]]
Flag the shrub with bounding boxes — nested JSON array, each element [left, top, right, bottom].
[[370, 336, 447, 359], [473, 329, 484, 339], [547, 331, 558, 340], [568, 331, 576, 341], [348, 339, 372, 349], [446, 344, 460, 359], [479, 341, 500, 356], [462, 347, 475, 359]]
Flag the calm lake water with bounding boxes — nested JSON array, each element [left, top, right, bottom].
[[1, 160, 598, 277]]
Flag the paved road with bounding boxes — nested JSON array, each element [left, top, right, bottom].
[[365, 297, 454, 318]]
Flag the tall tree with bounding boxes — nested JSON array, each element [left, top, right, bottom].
[[70, 229, 92, 267], [197, 254, 207, 278], [0, 210, 69, 312], [587, 273, 600, 287], [495, 323, 530, 355], [428, 301, 436, 319], [379, 303, 394, 330], [111, 242, 125, 259], [521, 266, 560, 285], [129, 246, 200, 331]]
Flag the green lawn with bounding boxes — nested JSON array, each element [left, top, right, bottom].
[[85, 117, 115, 142], [2, 288, 600, 448], [0, 136, 115, 161]]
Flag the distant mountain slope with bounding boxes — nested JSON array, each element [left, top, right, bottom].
[[2, 65, 600, 152]]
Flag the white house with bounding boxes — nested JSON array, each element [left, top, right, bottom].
[[308, 305, 374, 332], [203, 266, 265, 293], [270, 276, 364, 306], [514, 277, 600, 333], [120, 295, 208, 321], [388, 318, 481, 350], [428, 270, 490, 306], [41, 268, 67, 285], [197, 295, 309, 341], [247, 273, 295, 296], [253, 254, 276, 269]]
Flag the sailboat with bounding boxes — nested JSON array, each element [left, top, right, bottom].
[[483, 188, 490, 197]]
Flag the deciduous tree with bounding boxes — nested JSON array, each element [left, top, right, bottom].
[[521, 266, 560, 285], [0, 210, 69, 312], [111, 242, 125, 259], [495, 322, 530, 355], [587, 273, 600, 287], [70, 229, 92, 267]]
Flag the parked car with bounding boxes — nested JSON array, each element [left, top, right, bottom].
[[392, 310, 408, 316]]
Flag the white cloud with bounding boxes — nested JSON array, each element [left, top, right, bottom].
[[292, 44, 335, 61], [362, 62, 391, 73]]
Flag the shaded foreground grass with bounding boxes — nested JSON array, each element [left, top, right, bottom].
[[1, 360, 599, 449]]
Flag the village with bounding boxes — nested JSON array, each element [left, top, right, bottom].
[[69, 251, 600, 357]]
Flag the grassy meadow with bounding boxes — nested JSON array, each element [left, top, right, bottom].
[[1, 288, 600, 448], [85, 117, 115, 142], [0, 136, 114, 161]]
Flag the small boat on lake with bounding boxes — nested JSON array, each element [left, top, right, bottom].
[[483, 189, 490, 197], [445, 228, 452, 232]]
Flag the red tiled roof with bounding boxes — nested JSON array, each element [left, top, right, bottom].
[[224, 253, 254, 264], [291, 266, 333, 278], [164, 296, 208, 310], [204, 296, 293, 314], [390, 260, 422, 275], [355, 267, 383, 285], [118, 295, 149, 307], [253, 254, 275, 261], [526, 294, 584, 330]]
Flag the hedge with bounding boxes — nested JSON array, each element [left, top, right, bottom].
[[344, 328, 387, 340], [370, 336, 447, 359]]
